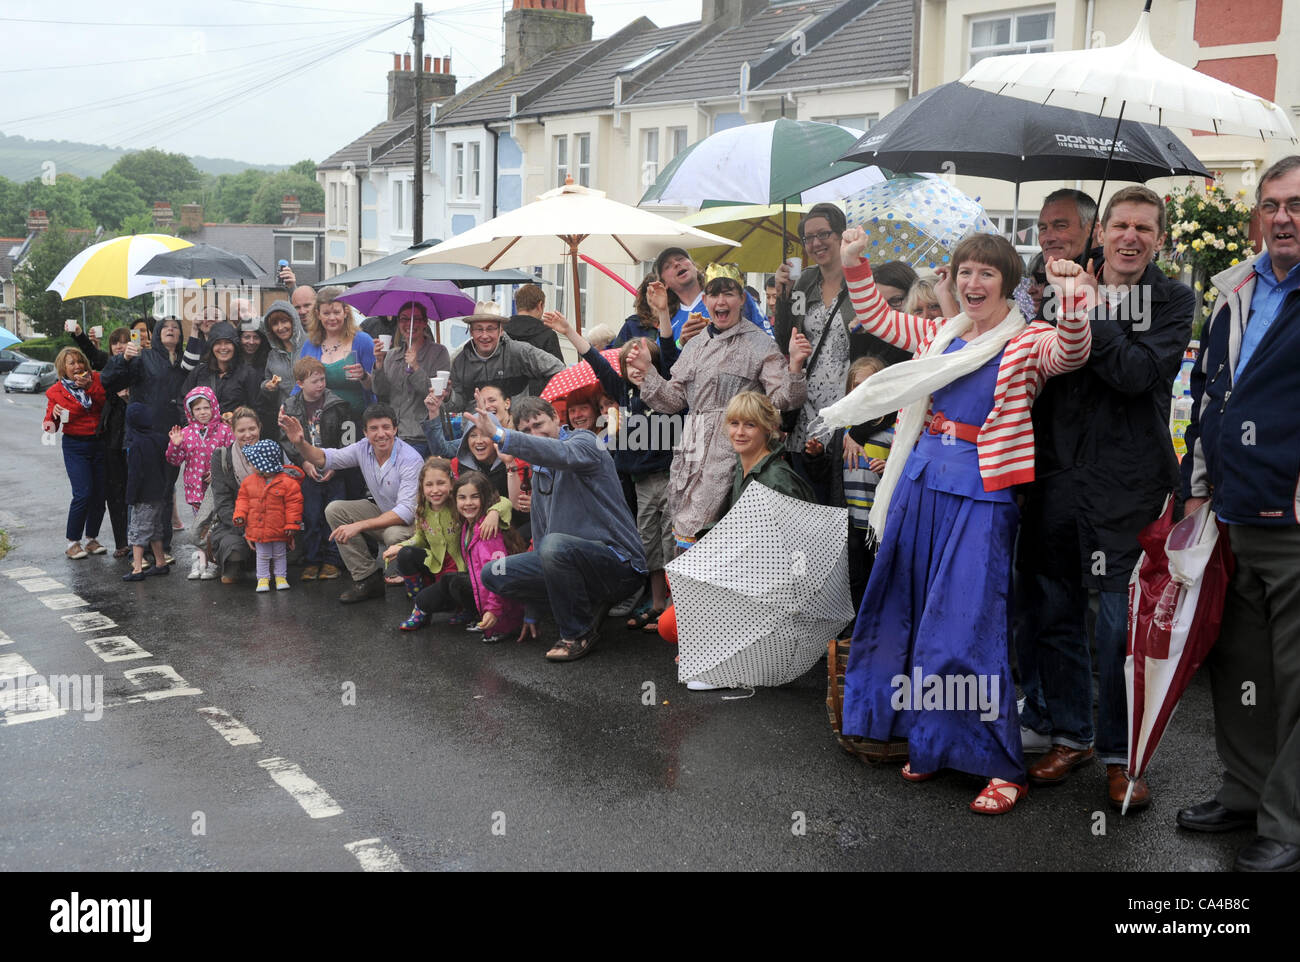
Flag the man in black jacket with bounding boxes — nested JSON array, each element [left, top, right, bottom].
[[1017, 185, 1194, 812], [505, 283, 564, 373], [1176, 156, 1300, 872]]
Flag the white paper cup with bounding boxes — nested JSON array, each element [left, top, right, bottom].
[[437, 370, 450, 379], [90, 326, 103, 339], [377, 334, 392, 350], [787, 257, 802, 282], [430, 376, 447, 394], [65, 319, 78, 332]]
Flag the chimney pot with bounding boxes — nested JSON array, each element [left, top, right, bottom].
[[393, 53, 401, 70], [424, 54, 432, 72], [403, 53, 411, 71], [443, 55, 451, 73]]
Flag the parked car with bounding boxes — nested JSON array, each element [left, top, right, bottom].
[[3, 361, 57, 393], [0, 349, 32, 373]]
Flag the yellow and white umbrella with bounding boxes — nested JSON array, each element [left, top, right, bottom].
[[47, 233, 197, 300]]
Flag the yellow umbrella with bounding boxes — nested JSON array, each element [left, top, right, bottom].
[[46, 233, 196, 300], [677, 204, 812, 273]]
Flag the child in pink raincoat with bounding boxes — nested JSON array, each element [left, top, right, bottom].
[[455, 470, 525, 643], [167, 385, 235, 579]]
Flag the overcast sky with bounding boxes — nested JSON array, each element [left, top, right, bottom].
[[1, 0, 705, 167]]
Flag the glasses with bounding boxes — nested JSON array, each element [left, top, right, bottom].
[[469, 324, 499, 334], [1259, 199, 1300, 216], [800, 230, 837, 247]]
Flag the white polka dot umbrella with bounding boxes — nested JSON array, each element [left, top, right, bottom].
[[840, 176, 998, 271], [667, 482, 852, 690]]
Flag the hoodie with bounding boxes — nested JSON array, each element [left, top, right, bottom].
[[125, 402, 170, 505], [260, 299, 306, 410], [101, 317, 189, 435], [505, 313, 564, 367], [453, 429, 509, 498], [279, 387, 352, 464], [182, 321, 264, 417], [166, 385, 235, 506]]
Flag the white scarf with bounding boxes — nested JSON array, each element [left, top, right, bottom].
[[818, 303, 1026, 544]]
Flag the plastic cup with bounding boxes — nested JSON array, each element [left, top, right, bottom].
[[437, 369, 450, 379], [65, 319, 78, 332], [787, 257, 802, 282], [377, 334, 392, 351], [90, 326, 103, 339], [430, 376, 447, 394]]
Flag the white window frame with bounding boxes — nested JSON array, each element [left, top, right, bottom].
[[553, 261, 588, 320], [969, 8, 1054, 67], [290, 237, 316, 265], [469, 142, 481, 199], [328, 182, 338, 229], [641, 128, 660, 186], [554, 136, 569, 187], [814, 114, 878, 132], [668, 126, 688, 161], [452, 143, 466, 199], [393, 179, 408, 233], [575, 133, 591, 187], [987, 211, 1039, 255]]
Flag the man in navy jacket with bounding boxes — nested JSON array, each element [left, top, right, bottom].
[[1179, 156, 1300, 872]]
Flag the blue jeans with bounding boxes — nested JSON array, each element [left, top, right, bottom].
[[480, 533, 644, 639], [62, 434, 106, 542], [300, 473, 345, 566], [1018, 575, 1129, 764]]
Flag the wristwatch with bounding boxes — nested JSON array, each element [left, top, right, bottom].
[[493, 427, 506, 445]]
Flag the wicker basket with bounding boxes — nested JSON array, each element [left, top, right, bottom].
[[826, 637, 909, 763]]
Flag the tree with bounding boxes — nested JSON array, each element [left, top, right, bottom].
[[209, 168, 267, 224], [84, 171, 148, 231], [249, 170, 324, 223], [14, 224, 108, 338], [0, 176, 23, 236], [109, 149, 201, 205], [20, 174, 93, 230], [289, 159, 316, 178]]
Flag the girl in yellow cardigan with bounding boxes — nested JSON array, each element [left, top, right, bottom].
[[383, 456, 511, 630]]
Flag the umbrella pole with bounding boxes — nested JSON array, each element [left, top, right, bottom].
[[1087, 102, 1128, 259], [569, 238, 583, 334], [1012, 183, 1020, 247]]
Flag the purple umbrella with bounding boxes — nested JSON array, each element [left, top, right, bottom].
[[335, 277, 476, 346]]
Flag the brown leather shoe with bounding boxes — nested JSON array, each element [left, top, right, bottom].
[[300, 565, 319, 581], [1107, 764, 1150, 812], [318, 564, 341, 580], [1028, 744, 1095, 785]]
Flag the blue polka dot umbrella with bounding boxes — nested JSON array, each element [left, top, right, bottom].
[[839, 176, 997, 271]]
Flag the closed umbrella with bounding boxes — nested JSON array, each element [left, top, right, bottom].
[[1124, 499, 1235, 813], [667, 483, 852, 689], [840, 176, 998, 270], [46, 233, 196, 300], [403, 180, 737, 332]]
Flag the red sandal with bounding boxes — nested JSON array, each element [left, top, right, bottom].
[[901, 762, 935, 782], [969, 779, 1027, 815]]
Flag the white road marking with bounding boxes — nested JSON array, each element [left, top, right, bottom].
[[257, 757, 343, 819], [39, 594, 88, 610], [3, 566, 47, 579], [122, 665, 202, 702], [197, 707, 261, 746], [85, 635, 152, 662], [61, 612, 117, 632], [344, 838, 407, 872], [2, 564, 46, 579], [16, 577, 65, 592], [0, 653, 68, 724]]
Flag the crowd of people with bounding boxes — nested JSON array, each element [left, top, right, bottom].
[[38, 158, 1300, 869]]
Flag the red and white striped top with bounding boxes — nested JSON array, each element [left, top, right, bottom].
[[844, 259, 1092, 491]]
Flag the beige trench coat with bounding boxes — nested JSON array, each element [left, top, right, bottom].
[[640, 321, 806, 541]]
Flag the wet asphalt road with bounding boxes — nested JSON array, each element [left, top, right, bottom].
[[0, 386, 1247, 872]]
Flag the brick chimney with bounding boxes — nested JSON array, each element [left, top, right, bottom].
[[151, 201, 174, 229], [179, 203, 203, 232], [701, 0, 768, 30], [26, 209, 49, 233], [387, 52, 457, 121], [503, 0, 593, 73], [281, 194, 301, 221]]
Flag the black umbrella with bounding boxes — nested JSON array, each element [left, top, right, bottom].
[[137, 243, 265, 281], [840, 81, 1209, 229], [321, 239, 541, 288]]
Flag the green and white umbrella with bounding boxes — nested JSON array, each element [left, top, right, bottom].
[[638, 119, 885, 208]]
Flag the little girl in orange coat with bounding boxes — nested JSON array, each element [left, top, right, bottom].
[[233, 439, 304, 593]]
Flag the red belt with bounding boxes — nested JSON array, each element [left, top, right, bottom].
[[927, 410, 981, 443]]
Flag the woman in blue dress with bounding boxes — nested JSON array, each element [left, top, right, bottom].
[[821, 228, 1092, 814]]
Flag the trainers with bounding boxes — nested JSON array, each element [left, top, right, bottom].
[[256, 578, 271, 593], [200, 562, 219, 580], [317, 563, 341, 580], [187, 554, 204, 580], [275, 576, 290, 591], [300, 565, 320, 581], [84, 539, 107, 555], [66, 543, 88, 560], [339, 569, 386, 604]]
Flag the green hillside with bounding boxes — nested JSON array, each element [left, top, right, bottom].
[[0, 132, 283, 182]]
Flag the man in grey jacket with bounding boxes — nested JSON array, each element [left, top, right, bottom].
[[447, 313, 566, 413], [472, 396, 646, 662]]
